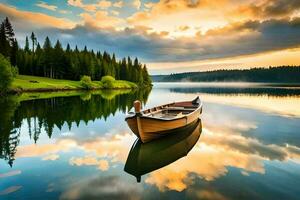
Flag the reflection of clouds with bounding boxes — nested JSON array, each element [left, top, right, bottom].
[[145, 121, 300, 192], [14, 114, 300, 193], [0, 170, 21, 178], [0, 186, 22, 195], [60, 176, 142, 200], [203, 128, 288, 161], [189, 189, 228, 200], [16, 132, 136, 171], [201, 93, 300, 118], [16, 139, 77, 158], [68, 133, 136, 171], [42, 154, 60, 161], [69, 156, 109, 171], [77, 133, 136, 163]]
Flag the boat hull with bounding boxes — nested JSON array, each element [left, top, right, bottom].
[[126, 105, 202, 143], [124, 119, 202, 182]]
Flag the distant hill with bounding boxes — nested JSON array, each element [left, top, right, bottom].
[[151, 66, 300, 83]]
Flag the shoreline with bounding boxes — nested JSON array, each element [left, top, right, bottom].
[[2, 75, 152, 95]]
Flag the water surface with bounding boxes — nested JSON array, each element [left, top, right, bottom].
[[1, 83, 300, 200]]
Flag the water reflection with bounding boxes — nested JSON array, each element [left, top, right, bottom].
[[124, 119, 202, 182], [1, 83, 300, 200], [0, 88, 151, 167]]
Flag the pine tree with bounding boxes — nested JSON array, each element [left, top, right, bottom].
[[30, 32, 37, 53], [3, 17, 15, 45], [10, 39, 18, 66], [24, 36, 30, 52], [41, 36, 52, 77], [0, 22, 9, 56]]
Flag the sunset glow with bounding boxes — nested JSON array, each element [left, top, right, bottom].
[[0, 0, 299, 74]]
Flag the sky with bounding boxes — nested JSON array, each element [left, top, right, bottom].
[[0, 0, 300, 74]]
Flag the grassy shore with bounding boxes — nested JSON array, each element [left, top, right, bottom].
[[9, 75, 138, 93]]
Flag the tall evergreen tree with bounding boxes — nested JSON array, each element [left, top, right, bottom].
[[10, 39, 18, 66], [30, 32, 37, 53], [0, 22, 8, 56], [41, 36, 52, 77], [3, 17, 15, 45], [24, 36, 30, 53]]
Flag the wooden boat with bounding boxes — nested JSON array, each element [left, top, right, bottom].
[[124, 119, 202, 182], [125, 96, 202, 143]]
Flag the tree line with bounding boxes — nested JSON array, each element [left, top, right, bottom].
[[153, 66, 300, 83], [0, 17, 151, 85]]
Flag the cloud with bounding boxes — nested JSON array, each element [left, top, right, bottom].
[[67, 0, 115, 12], [232, 0, 300, 20], [113, 1, 123, 8], [36, 1, 57, 11], [5, 3, 300, 66], [59, 10, 71, 14], [127, 0, 229, 34], [263, 0, 300, 17], [2, 0, 300, 72], [178, 25, 190, 31], [80, 11, 125, 28], [98, 0, 112, 9], [0, 3, 76, 29], [144, 2, 154, 9], [133, 0, 141, 10], [60, 176, 142, 200], [111, 10, 120, 16], [67, 0, 97, 12]]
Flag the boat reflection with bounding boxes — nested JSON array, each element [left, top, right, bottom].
[[124, 119, 202, 182]]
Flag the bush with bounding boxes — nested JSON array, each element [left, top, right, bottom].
[[0, 54, 13, 93], [101, 76, 115, 88], [80, 75, 93, 89], [101, 75, 115, 82]]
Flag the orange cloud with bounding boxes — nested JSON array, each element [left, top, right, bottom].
[[80, 11, 125, 28], [98, 0, 112, 9], [67, 0, 97, 12], [0, 3, 76, 29], [127, 0, 231, 37]]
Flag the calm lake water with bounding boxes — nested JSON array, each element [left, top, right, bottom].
[[1, 83, 300, 200]]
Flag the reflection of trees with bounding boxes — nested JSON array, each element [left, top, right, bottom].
[[170, 87, 300, 96], [0, 96, 21, 167], [0, 88, 151, 166]]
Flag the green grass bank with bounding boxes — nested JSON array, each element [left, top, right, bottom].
[[9, 75, 139, 93]]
